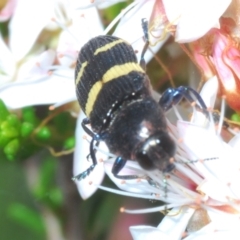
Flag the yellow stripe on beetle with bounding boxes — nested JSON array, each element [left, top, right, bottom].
[[75, 61, 88, 85], [103, 62, 144, 83], [94, 39, 125, 56], [85, 62, 144, 116], [76, 39, 126, 86], [85, 81, 103, 116]]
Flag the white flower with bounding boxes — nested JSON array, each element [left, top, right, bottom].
[[158, 0, 231, 42], [130, 207, 240, 240], [129, 77, 240, 238], [0, 0, 105, 108], [78, 76, 240, 238]]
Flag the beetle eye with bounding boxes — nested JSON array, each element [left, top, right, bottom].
[[135, 150, 155, 170], [155, 133, 176, 158]]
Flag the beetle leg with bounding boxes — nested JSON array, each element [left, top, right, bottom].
[[81, 117, 97, 161], [72, 164, 96, 181], [81, 118, 95, 137], [159, 86, 230, 128], [73, 133, 102, 181], [112, 156, 140, 179], [159, 86, 207, 113]]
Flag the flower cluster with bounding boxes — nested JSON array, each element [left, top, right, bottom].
[[77, 76, 240, 239], [74, 0, 240, 239], [1, 0, 240, 239]]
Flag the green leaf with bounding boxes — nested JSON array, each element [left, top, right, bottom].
[[49, 188, 63, 207], [7, 203, 45, 234], [34, 157, 56, 198], [0, 99, 9, 122]]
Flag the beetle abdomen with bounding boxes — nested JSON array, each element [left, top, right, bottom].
[[75, 35, 150, 132]]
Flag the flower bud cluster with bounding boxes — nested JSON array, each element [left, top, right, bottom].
[[0, 99, 75, 160]]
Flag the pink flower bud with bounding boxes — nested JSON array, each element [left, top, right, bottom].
[[211, 28, 240, 111]]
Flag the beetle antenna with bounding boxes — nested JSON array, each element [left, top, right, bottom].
[[140, 18, 150, 70]]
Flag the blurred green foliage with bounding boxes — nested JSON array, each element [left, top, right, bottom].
[[8, 203, 45, 234], [0, 158, 45, 239], [33, 156, 63, 210], [0, 100, 75, 161], [231, 113, 240, 122]]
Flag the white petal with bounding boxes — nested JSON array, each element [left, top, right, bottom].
[[185, 215, 240, 240], [57, 6, 103, 66], [185, 231, 240, 240], [158, 207, 195, 238], [175, 0, 231, 42], [73, 112, 105, 199], [207, 210, 240, 231], [198, 179, 236, 203], [130, 207, 195, 240], [17, 50, 56, 81], [130, 226, 172, 240], [104, 160, 152, 194], [0, 35, 16, 84], [192, 76, 218, 125], [9, 0, 55, 60], [228, 134, 240, 149], [177, 120, 219, 159], [177, 120, 240, 200], [177, 121, 221, 181], [162, 0, 184, 23], [113, 0, 154, 42], [199, 76, 218, 109], [0, 69, 75, 109], [75, 6, 104, 39]]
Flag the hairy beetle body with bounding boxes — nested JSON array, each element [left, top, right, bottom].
[[75, 35, 176, 179]]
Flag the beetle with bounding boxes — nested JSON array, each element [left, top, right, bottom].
[[73, 19, 207, 180]]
